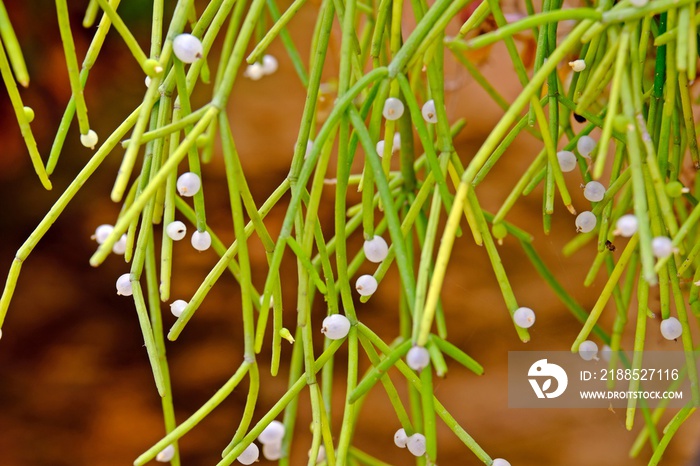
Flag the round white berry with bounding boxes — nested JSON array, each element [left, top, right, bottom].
[[116, 273, 133, 296], [652, 236, 673, 258], [258, 420, 285, 445], [394, 428, 408, 448], [309, 446, 325, 463], [355, 274, 378, 296], [166, 221, 187, 241], [406, 346, 430, 372], [236, 443, 259, 465], [156, 445, 175, 462], [191, 230, 212, 251], [170, 299, 187, 318], [80, 130, 99, 149], [392, 132, 401, 152], [321, 314, 351, 339], [615, 214, 638, 237], [660, 317, 682, 340], [173, 33, 203, 63], [383, 97, 404, 121], [376, 140, 386, 157], [584, 181, 606, 202], [569, 59, 586, 72], [93, 224, 114, 244], [601, 344, 612, 362], [305, 140, 314, 159], [262, 54, 278, 75], [557, 150, 577, 172], [262, 442, 282, 461], [244, 62, 265, 80], [575, 211, 597, 233], [145, 76, 152, 88], [492, 459, 512, 466], [112, 234, 128, 255], [363, 236, 389, 263], [177, 172, 201, 197], [406, 433, 426, 457], [513, 307, 536, 329], [578, 340, 599, 361], [421, 100, 437, 123], [577, 135, 596, 157]]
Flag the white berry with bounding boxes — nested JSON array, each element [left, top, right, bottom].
[[93, 224, 114, 244], [258, 420, 285, 444], [584, 181, 606, 202], [363, 236, 389, 263], [492, 459, 512, 466], [392, 132, 401, 152], [112, 234, 128, 255], [660, 317, 682, 340], [652, 236, 673, 258], [513, 307, 536, 329], [406, 433, 426, 457], [394, 428, 408, 448], [262, 442, 282, 461], [575, 211, 597, 233], [244, 62, 264, 80], [156, 445, 175, 462], [80, 130, 99, 149], [557, 150, 577, 172], [166, 221, 187, 241], [236, 443, 259, 465], [577, 135, 596, 156], [321, 314, 351, 340], [191, 230, 212, 251], [615, 214, 638, 237], [116, 273, 133, 296], [170, 299, 187, 318], [305, 140, 314, 159], [421, 100, 437, 123], [355, 274, 378, 296], [406, 346, 430, 372], [383, 97, 404, 120], [173, 33, 203, 63], [569, 59, 586, 72], [601, 344, 612, 362], [309, 446, 325, 463], [177, 172, 201, 197], [145, 76, 152, 88], [578, 340, 599, 361], [262, 54, 278, 75], [376, 140, 386, 157]]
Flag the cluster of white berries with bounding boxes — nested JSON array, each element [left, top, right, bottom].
[[257, 420, 285, 461], [174, 172, 213, 252], [321, 314, 351, 340], [244, 55, 279, 80], [354, 235, 390, 297], [394, 428, 427, 456], [578, 340, 599, 361], [92, 224, 127, 255], [173, 33, 203, 63]]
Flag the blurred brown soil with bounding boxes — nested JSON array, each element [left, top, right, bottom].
[[0, 2, 698, 465]]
